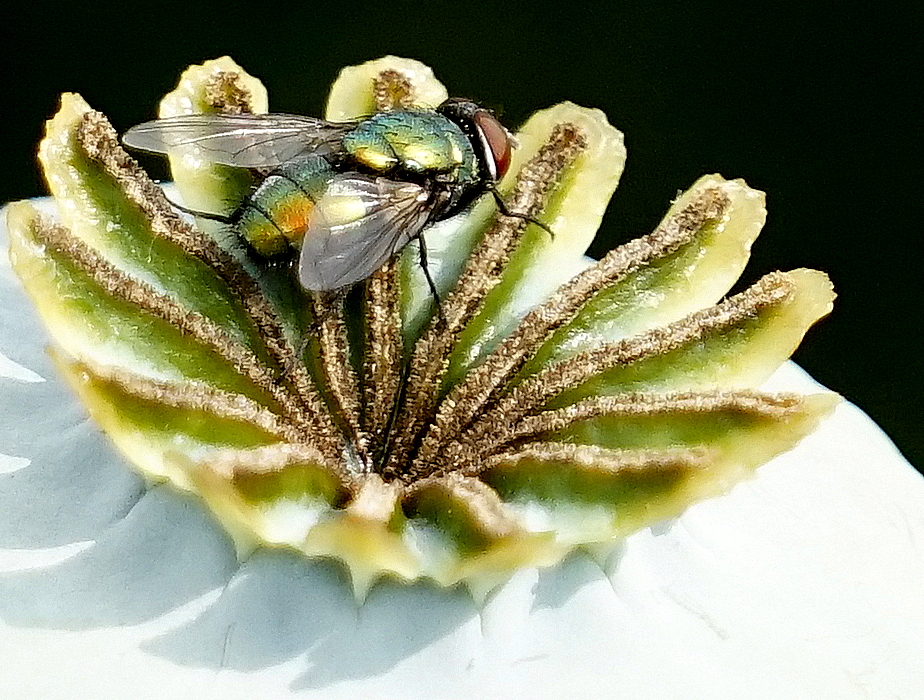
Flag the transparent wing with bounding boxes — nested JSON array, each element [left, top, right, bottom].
[[298, 174, 434, 291], [122, 113, 356, 168]]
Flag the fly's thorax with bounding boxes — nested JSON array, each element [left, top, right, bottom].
[[237, 156, 332, 256], [342, 111, 480, 186]]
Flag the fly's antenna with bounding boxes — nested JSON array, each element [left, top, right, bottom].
[[488, 186, 555, 239]]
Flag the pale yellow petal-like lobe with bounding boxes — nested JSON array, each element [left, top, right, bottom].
[[304, 475, 419, 599], [444, 103, 626, 384], [325, 56, 449, 121], [551, 269, 836, 406], [158, 56, 268, 232], [402, 475, 564, 599], [525, 175, 767, 372], [185, 445, 353, 561], [501, 392, 841, 546], [481, 394, 837, 551], [49, 355, 283, 491]]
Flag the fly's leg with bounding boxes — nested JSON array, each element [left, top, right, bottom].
[[165, 198, 238, 224], [164, 193, 292, 236], [488, 186, 555, 239], [165, 175, 289, 241], [416, 233, 446, 327]]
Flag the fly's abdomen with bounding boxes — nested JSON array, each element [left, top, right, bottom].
[[238, 156, 332, 256]]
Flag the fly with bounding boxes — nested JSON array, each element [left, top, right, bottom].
[[122, 99, 548, 296]]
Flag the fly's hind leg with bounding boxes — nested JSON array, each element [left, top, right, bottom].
[[165, 198, 238, 224], [165, 174, 287, 237]]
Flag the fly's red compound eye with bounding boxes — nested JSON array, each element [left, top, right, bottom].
[[473, 109, 513, 181]]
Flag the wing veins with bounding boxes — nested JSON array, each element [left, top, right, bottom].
[[298, 175, 435, 290], [123, 113, 356, 167]]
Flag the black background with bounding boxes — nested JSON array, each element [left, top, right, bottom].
[[3, 2, 920, 472]]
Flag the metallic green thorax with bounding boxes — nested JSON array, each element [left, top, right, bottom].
[[342, 111, 479, 185]]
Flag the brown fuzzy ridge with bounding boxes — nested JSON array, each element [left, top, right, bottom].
[[204, 70, 253, 114], [437, 272, 795, 471], [363, 259, 404, 445], [310, 292, 367, 464], [384, 123, 590, 478], [71, 358, 304, 443], [413, 186, 731, 471], [481, 442, 709, 477], [473, 390, 804, 472], [373, 69, 416, 111], [74, 111, 331, 435], [361, 70, 417, 448]]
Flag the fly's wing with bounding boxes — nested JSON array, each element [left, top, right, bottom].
[[122, 113, 356, 168], [298, 174, 433, 291]]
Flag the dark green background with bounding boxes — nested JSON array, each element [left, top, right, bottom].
[[3, 2, 920, 471]]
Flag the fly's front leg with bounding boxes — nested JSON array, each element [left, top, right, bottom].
[[488, 186, 555, 239]]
